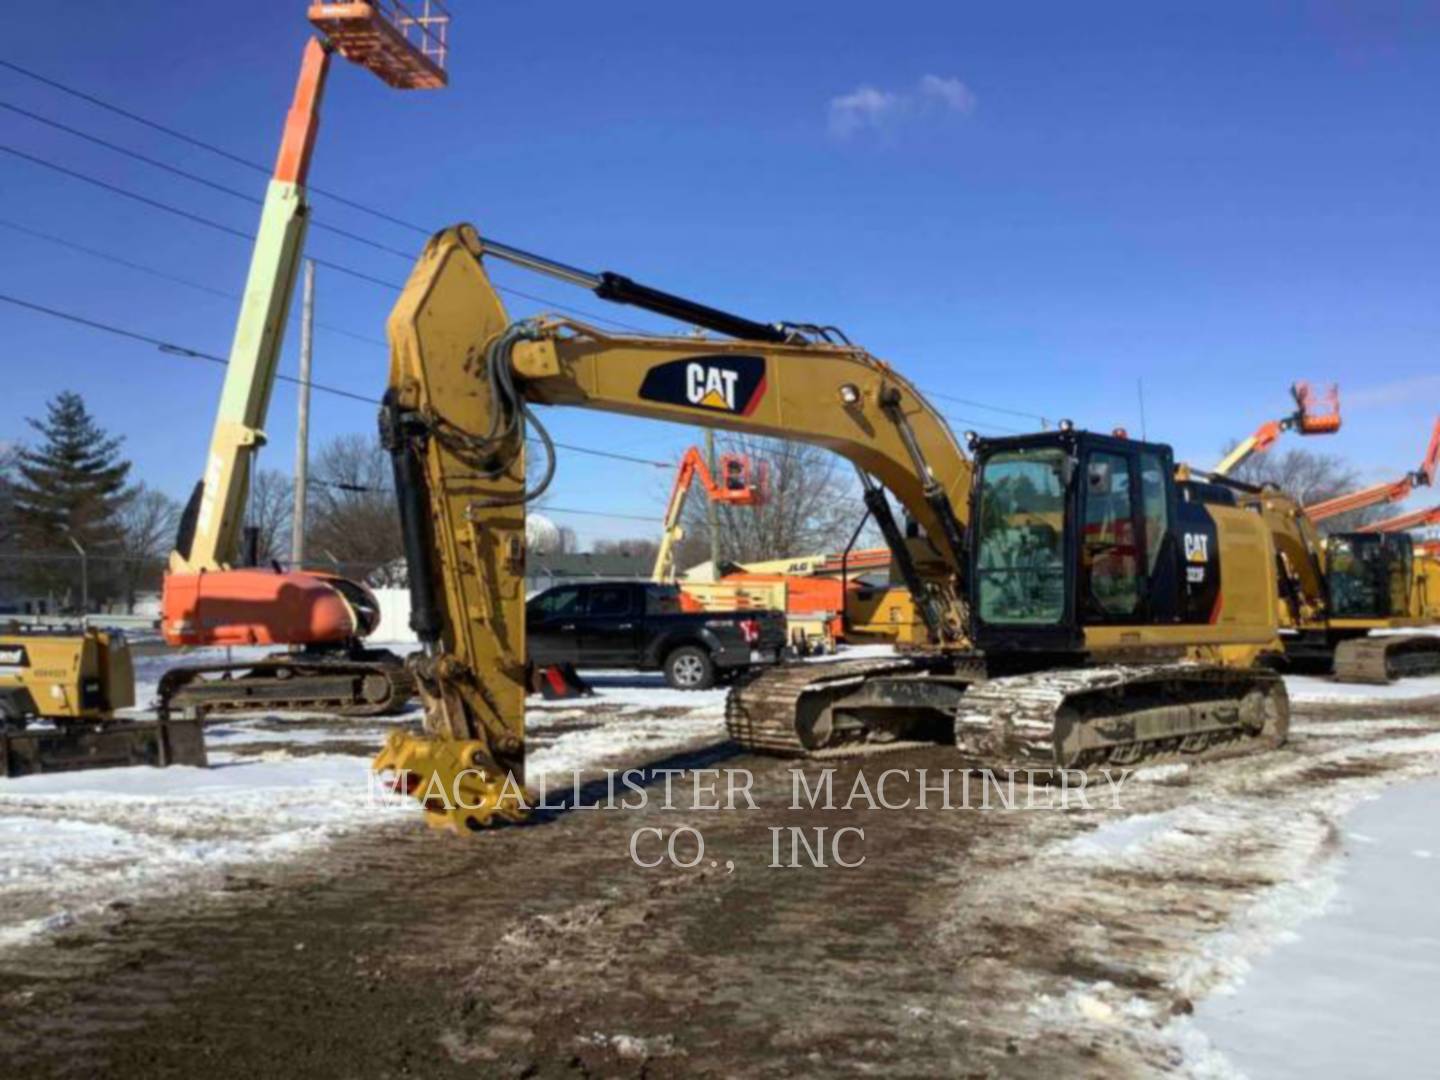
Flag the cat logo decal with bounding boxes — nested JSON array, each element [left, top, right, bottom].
[[639, 356, 766, 416]]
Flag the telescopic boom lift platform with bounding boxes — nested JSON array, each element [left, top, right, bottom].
[[1213, 382, 1340, 477], [651, 447, 767, 582]]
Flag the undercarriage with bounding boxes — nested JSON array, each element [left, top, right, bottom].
[[727, 657, 1289, 771]]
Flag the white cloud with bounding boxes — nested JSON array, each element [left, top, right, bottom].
[[1345, 374, 1440, 410], [918, 74, 978, 114], [827, 74, 977, 139], [827, 85, 902, 138]]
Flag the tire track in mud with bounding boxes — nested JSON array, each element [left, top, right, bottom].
[[1, 706, 1437, 1078]]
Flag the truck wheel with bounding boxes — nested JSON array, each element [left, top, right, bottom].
[[664, 646, 716, 691]]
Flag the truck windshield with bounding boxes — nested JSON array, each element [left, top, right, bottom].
[[975, 448, 1068, 624]]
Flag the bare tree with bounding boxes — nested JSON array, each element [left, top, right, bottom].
[[115, 484, 181, 610], [593, 537, 661, 561], [1225, 445, 1387, 533], [245, 469, 294, 565], [679, 435, 870, 567], [307, 434, 404, 584]]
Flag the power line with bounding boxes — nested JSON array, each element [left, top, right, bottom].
[[0, 141, 655, 331], [0, 143, 253, 240], [541, 506, 663, 523], [0, 55, 431, 236], [0, 217, 387, 348], [0, 61, 1059, 429], [0, 102, 660, 331], [0, 57, 276, 177], [925, 388, 1048, 424], [0, 291, 378, 403], [0, 291, 675, 469], [1, 98, 440, 262], [6, 57, 1040, 422], [939, 412, 1024, 436]]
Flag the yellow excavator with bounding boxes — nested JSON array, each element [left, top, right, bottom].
[[1197, 469, 1440, 683], [0, 625, 206, 777], [371, 225, 1290, 830]]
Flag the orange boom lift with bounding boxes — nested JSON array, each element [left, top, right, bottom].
[[160, 3, 451, 716], [1213, 381, 1341, 477], [1304, 417, 1440, 524]]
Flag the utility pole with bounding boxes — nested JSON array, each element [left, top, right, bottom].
[[704, 428, 721, 567], [61, 527, 87, 616], [291, 259, 315, 570]]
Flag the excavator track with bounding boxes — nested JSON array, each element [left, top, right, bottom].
[[954, 663, 1289, 772], [158, 652, 415, 719], [1333, 635, 1440, 685], [726, 657, 945, 756]]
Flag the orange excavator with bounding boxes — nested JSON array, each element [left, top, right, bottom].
[[1212, 381, 1341, 477], [1303, 417, 1440, 525], [159, 3, 450, 716]]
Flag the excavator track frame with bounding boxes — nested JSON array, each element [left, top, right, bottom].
[[158, 651, 415, 718], [1332, 634, 1440, 685], [955, 663, 1289, 772]]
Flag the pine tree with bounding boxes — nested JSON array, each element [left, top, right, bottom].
[[12, 391, 133, 606]]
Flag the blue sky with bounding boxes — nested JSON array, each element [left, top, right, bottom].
[[2, 1, 1437, 543]]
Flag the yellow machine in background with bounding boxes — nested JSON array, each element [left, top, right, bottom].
[[1203, 477, 1440, 683], [0, 626, 206, 777], [0, 627, 134, 720]]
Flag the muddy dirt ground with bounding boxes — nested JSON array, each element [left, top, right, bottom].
[[2, 699, 1438, 1079]]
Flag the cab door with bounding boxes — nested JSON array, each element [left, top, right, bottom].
[[526, 585, 584, 666], [576, 584, 641, 665], [1079, 449, 1144, 623]]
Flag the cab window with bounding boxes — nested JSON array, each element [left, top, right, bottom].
[[531, 586, 582, 619], [1139, 452, 1169, 574], [1083, 451, 1140, 618], [974, 448, 1067, 624], [586, 585, 632, 617], [645, 586, 685, 615]]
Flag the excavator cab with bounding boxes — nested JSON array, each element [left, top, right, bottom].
[[970, 431, 1218, 653], [1325, 532, 1414, 620]]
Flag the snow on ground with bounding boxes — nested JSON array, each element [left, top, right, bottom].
[[10, 636, 1440, 1069], [941, 720, 1440, 1077], [1192, 776, 1440, 1078], [1283, 672, 1440, 704], [0, 645, 732, 953], [0, 753, 407, 950]]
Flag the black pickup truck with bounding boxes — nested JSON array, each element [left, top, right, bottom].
[[526, 581, 786, 690]]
